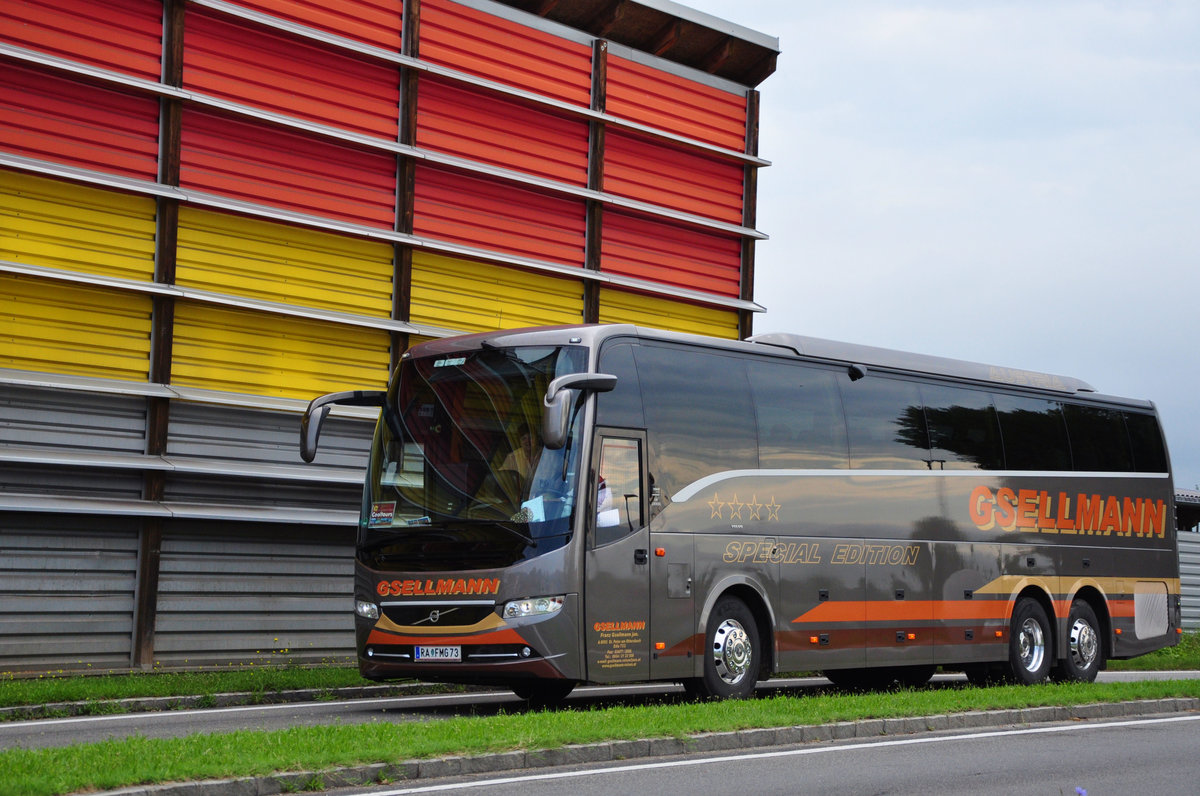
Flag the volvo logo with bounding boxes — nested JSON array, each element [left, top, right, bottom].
[[428, 609, 440, 624]]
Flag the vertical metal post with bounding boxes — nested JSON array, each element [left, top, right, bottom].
[[738, 90, 761, 339], [584, 39, 608, 324], [132, 0, 186, 669]]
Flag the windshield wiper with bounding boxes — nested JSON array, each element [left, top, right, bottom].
[[362, 521, 536, 550]]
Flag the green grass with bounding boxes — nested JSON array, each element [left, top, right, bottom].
[[2, 679, 1199, 796], [0, 666, 378, 710], [2, 631, 1195, 712]]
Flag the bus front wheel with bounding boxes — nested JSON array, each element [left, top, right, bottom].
[[1051, 601, 1103, 683], [687, 596, 760, 700], [1008, 598, 1053, 684]]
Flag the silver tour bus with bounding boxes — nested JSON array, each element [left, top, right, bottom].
[[301, 324, 1181, 703]]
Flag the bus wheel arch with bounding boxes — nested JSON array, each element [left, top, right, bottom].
[[1008, 587, 1055, 685], [687, 585, 773, 699]]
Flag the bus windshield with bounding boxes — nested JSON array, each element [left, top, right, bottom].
[[360, 345, 587, 571]]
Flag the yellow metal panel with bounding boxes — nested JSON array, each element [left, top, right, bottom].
[[598, 287, 739, 340], [410, 252, 583, 334], [0, 170, 156, 281], [0, 274, 152, 381], [172, 302, 390, 399], [176, 207, 394, 317]]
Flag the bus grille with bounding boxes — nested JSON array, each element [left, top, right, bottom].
[[380, 603, 496, 628]]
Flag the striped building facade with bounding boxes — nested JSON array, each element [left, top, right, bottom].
[[0, 0, 778, 671]]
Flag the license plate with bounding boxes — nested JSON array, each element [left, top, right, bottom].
[[415, 645, 461, 661]]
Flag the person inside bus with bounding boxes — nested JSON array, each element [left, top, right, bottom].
[[500, 426, 537, 477], [596, 476, 619, 528]]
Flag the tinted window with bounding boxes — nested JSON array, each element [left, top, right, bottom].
[[993, 395, 1071, 470], [595, 436, 643, 547], [920, 384, 1004, 470], [749, 360, 848, 469], [635, 344, 757, 499], [1125, 412, 1168, 473], [596, 342, 645, 428], [1064, 404, 1133, 472], [841, 377, 929, 470]]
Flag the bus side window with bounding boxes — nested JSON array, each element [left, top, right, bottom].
[[993, 395, 1071, 471], [634, 344, 756, 499], [749, 361, 849, 469], [1124, 412, 1168, 473], [1063, 404, 1133, 472], [920, 384, 1004, 470], [595, 436, 643, 547], [597, 342, 645, 428], [840, 377, 929, 470]]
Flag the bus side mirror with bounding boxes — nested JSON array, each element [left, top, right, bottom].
[[542, 373, 617, 450], [300, 390, 385, 463]]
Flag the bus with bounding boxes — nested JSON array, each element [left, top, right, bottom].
[[300, 324, 1181, 702]]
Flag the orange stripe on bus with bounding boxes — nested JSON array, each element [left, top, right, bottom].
[[792, 600, 1013, 625], [366, 627, 529, 646]]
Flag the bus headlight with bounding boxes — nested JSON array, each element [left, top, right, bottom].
[[503, 596, 564, 619], [356, 600, 380, 620]]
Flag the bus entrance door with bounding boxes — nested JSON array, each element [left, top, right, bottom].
[[584, 433, 650, 682]]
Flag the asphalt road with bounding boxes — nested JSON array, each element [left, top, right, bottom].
[[3, 670, 1198, 752], [336, 713, 1200, 796]]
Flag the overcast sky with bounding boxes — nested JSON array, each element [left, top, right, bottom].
[[681, 0, 1200, 491]]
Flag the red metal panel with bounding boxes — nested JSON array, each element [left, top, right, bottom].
[[416, 77, 588, 185], [600, 210, 741, 298], [0, 64, 159, 179], [179, 109, 397, 228], [420, 0, 591, 107], [0, 0, 161, 79], [606, 56, 747, 152], [183, 8, 400, 139], [413, 165, 586, 267], [605, 130, 744, 224], [225, 0, 403, 52]]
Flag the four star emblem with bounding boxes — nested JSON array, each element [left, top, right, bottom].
[[707, 492, 781, 522]]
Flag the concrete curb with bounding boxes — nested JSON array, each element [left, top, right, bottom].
[[97, 697, 1200, 796]]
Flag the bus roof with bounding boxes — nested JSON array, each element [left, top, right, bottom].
[[411, 324, 1114, 399], [746, 332, 1097, 395]]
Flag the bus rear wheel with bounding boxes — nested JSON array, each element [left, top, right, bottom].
[[1051, 601, 1103, 683], [1008, 598, 1053, 684], [687, 596, 760, 700]]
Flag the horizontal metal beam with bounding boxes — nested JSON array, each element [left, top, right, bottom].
[[0, 492, 358, 525], [0, 155, 766, 314], [0, 447, 366, 484], [0, 367, 380, 418]]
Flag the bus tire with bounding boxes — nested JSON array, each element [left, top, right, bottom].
[[512, 679, 576, 708], [1008, 598, 1053, 684], [691, 596, 760, 700], [1051, 601, 1103, 683]]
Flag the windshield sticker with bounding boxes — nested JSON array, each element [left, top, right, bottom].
[[404, 516, 432, 527], [433, 357, 466, 367], [369, 502, 396, 527], [519, 497, 546, 523]]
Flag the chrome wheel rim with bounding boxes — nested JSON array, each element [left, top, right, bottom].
[[1068, 617, 1098, 670], [713, 619, 752, 685], [1017, 617, 1045, 673]]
